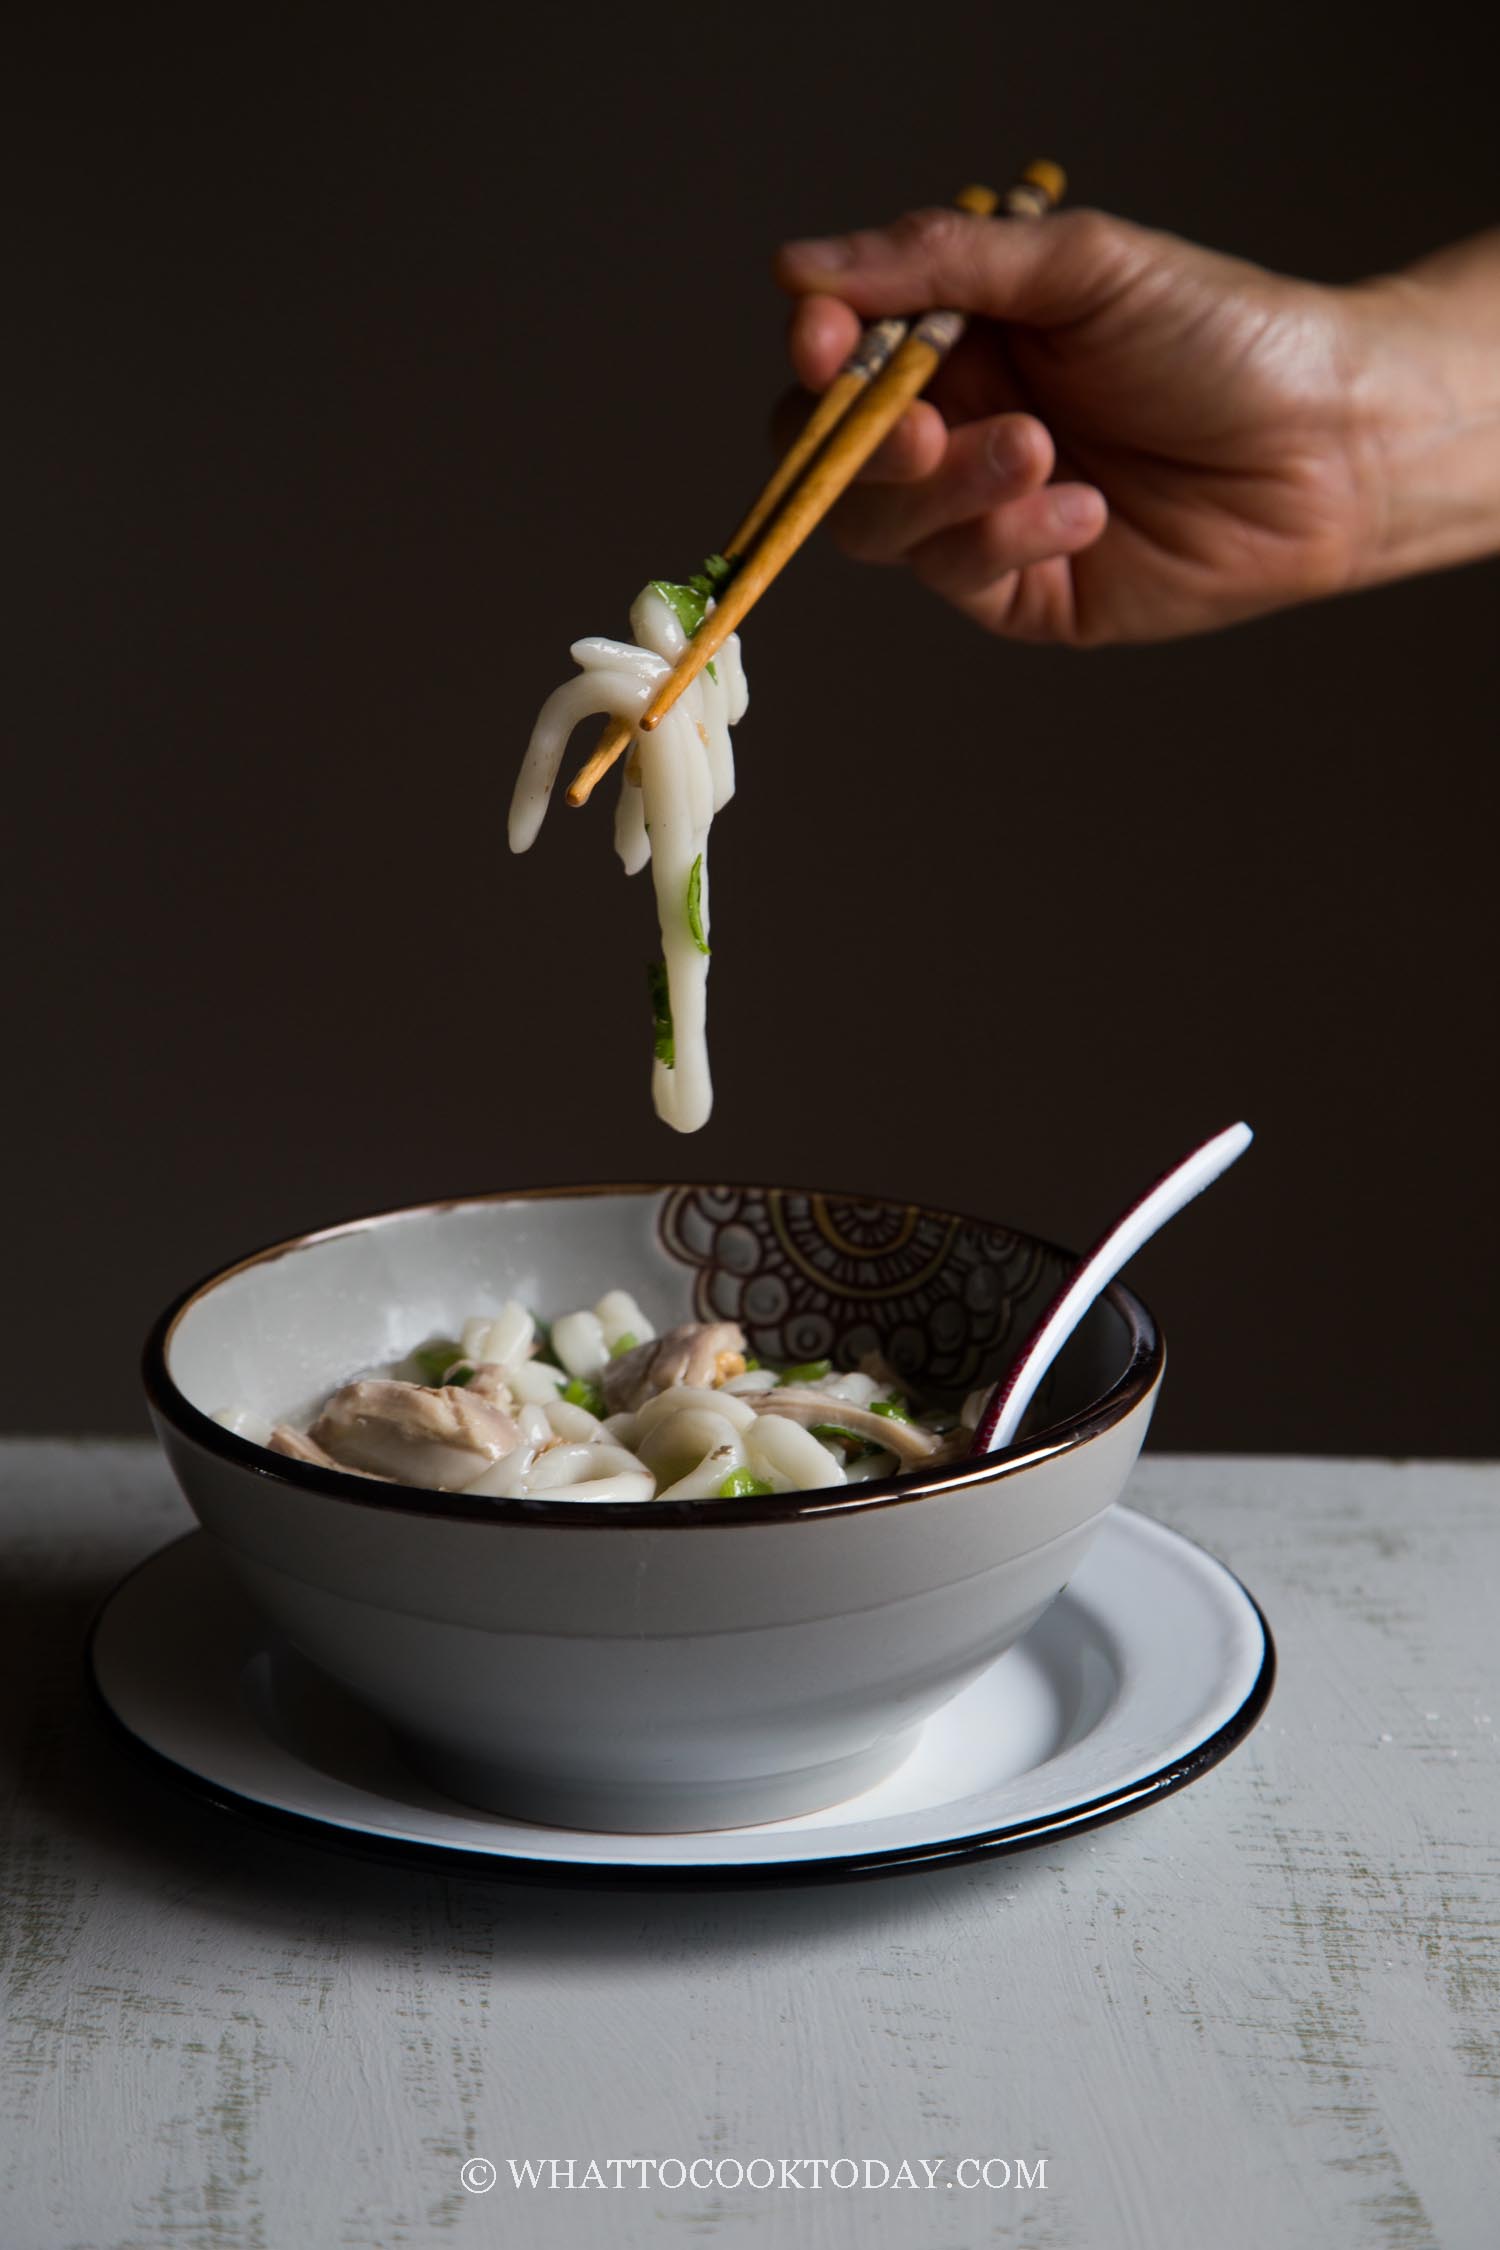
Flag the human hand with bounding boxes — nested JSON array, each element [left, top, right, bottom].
[[774, 207, 1393, 645]]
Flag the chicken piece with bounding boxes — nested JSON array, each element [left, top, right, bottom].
[[600, 1320, 748, 1414], [932, 1423, 976, 1466], [267, 1423, 386, 1476], [755, 1388, 942, 1466], [310, 1379, 522, 1490], [465, 1362, 516, 1408]]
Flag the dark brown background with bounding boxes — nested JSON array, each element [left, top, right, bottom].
[[7, 5, 1496, 1449]]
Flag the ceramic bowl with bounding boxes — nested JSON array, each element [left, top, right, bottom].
[[143, 1184, 1164, 1833]]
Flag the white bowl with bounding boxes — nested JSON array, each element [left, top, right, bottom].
[[144, 1184, 1163, 1832]]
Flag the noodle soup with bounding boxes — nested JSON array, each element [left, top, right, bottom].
[[218, 1286, 971, 1503]]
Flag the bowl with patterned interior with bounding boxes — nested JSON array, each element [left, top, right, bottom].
[[144, 1183, 1164, 1833]]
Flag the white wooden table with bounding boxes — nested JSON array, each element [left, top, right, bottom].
[[2, 1442, 1495, 2250]]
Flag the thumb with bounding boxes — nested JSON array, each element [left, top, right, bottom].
[[773, 205, 1148, 330]]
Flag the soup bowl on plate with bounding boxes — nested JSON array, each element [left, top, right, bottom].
[[143, 1183, 1164, 1833]]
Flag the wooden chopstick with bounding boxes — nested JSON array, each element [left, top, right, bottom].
[[723, 181, 1002, 558], [633, 160, 1065, 737], [563, 186, 1001, 814], [722, 166, 1065, 560], [564, 161, 1065, 804]]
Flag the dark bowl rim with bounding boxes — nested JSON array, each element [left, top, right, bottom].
[[142, 1181, 1165, 1529]]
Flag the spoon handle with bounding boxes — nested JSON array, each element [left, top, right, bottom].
[[975, 1122, 1254, 1455]]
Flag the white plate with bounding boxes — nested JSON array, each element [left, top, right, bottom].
[[88, 1510, 1273, 1883]]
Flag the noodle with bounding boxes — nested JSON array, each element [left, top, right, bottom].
[[226, 1292, 960, 1504], [508, 585, 748, 1133]]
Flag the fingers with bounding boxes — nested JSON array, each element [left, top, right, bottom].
[[907, 484, 1107, 606], [774, 206, 1144, 329], [769, 392, 946, 483], [829, 413, 1055, 563], [776, 294, 945, 484], [786, 294, 862, 390], [858, 400, 947, 482]]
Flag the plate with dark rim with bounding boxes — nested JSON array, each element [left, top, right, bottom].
[[88, 1509, 1273, 1886]]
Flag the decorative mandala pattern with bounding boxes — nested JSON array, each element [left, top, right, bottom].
[[659, 1187, 1062, 1398]]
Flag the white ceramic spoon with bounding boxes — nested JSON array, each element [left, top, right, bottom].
[[972, 1121, 1254, 1454]]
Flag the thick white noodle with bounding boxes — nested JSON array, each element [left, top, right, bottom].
[[256, 1282, 945, 1508], [594, 1288, 653, 1348], [480, 1302, 534, 1370], [509, 586, 747, 1133], [551, 1309, 608, 1378], [632, 1385, 757, 1439], [527, 1442, 647, 1495], [744, 1415, 846, 1493], [544, 1399, 604, 1443], [508, 1360, 568, 1403]]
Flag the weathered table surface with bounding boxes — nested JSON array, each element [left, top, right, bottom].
[[1, 1442, 1495, 2250]]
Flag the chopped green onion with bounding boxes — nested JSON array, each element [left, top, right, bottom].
[[412, 1341, 464, 1387], [717, 1467, 775, 1499], [705, 659, 719, 684], [560, 1377, 606, 1417], [742, 1356, 761, 1372], [778, 1358, 832, 1385], [870, 1397, 913, 1423], [647, 960, 675, 1068], [809, 1422, 880, 1460], [686, 855, 710, 955], [609, 1331, 639, 1359], [652, 556, 737, 643], [649, 578, 709, 639]]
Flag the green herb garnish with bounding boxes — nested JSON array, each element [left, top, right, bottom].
[[691, 553, 734, 595], [717, 1467, 775, 1499], [809, 1422, 879, 1460], [686, 854, 710, 955], [870, 1397, 913, 1423], [649, 579, 709, 639], [412, 1340, 464, 1386], [560, 1377, 606, 1417], [650, 555, 736, 646], [647, 960, 674, 1067], [778, 1358, 832, 1385], [609, 1331, 639, 1359], [705, 659, 719, 684]]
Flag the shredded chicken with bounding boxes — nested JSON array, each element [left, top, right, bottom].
[[755, 1388, 942, 1466], [310, 1379, 522, 1490], [600, 1320, 748, 1414], [267, 1423, 386, 1477], [464, 1362, 516, 1407]]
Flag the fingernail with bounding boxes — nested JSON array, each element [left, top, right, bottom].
[[1053, 489, 1099, 530], [984, 420, 1030, 482], [783, 236, 851, 271]]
